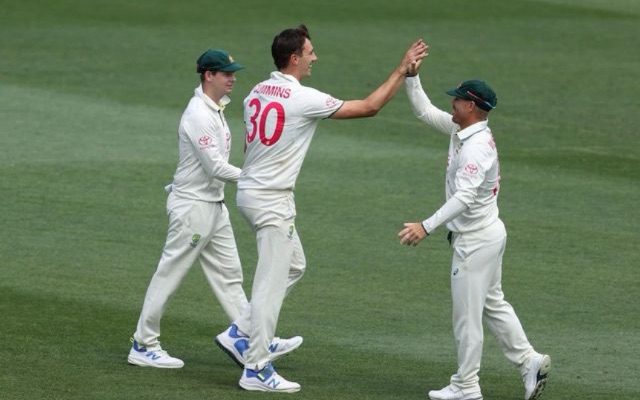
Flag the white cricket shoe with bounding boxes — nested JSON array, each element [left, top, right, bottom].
[[239, 363, 301, 393], [215, 324, 303, 367], [215, 324, 250, 367], [522, 353, 551, 400], [127, 339, 184, 368], [428, 384, 483, 400], [269, 335, 304, 362]]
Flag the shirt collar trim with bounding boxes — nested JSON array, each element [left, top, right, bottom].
[[270, 71, 301, 86], [195, 85, 231, 111], [456, 120, 488, 141]]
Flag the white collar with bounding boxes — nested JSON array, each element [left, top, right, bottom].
[[456, 120, 489, 141], [270, 71, 301, 86], [195, 85, 230, 111]]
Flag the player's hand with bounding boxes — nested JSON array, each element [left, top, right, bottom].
[[398, 222, 428, 247], [400, 39, 429, 76], [406, 56, 425, 77]]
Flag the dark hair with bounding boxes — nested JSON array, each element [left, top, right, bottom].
[[199, 70, 218, 83], [271, 24, 310, 70]]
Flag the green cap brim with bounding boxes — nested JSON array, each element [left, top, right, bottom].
[[219, 62, 244, 72], [446, 88, 468, 99]]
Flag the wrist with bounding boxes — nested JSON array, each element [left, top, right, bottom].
[[421, 222, 429, 236], [394, 65, 408, 77]]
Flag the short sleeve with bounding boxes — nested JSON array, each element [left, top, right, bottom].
[[300, 87, 344, 119]]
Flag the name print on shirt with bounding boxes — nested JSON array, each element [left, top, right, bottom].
[[253, 84, 291, 99]]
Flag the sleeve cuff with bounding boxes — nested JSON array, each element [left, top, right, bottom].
[[421, 221, 430, 236], [422, 196, 468, 234], [405, 74, 421, 86]]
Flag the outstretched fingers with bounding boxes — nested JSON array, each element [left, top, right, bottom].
[[402, 40, 429, 74]]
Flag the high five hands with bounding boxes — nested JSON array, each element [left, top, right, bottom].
[[403, 39, 429, 77]]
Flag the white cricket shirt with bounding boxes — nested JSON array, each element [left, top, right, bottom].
[[238, 71, 343, 191], [405, 76, 501, 234], [171, 85, 241, 202]]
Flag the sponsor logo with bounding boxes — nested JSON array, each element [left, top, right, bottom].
[[267, 378, 280, 389], [190, 234, 201, 248], [464, 163, 478, 175], [325, 96, 340, 108], [199, 135, 212, 147]]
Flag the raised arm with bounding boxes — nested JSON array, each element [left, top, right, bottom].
[[405, 74, 458, 136], [330, 39, 428, 119]]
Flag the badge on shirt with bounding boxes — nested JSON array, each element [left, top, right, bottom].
[[325, 96, 340, 108], [190, 234, 202, 248], [464, 163, 479, 175], [198, 135, 213, 149]]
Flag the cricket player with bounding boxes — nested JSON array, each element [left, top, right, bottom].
[[213, 25, 428, 392], [127, 49, 299, 369], [397, 54, 551, 400]]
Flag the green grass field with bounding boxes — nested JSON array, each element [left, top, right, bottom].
[[1, 0, 639, 399]]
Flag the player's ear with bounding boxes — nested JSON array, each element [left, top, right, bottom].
[[467, 100, 476, 112], [289, 53, 299, 66]]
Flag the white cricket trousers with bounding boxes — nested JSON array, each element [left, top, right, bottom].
[[133, 193, 249, 349], [449, 218, 535, 390], [233, 189, 306, 370]]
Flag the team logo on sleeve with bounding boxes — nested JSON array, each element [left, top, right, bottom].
[[198, 135, 212, 148], [325, 96, 340, 108], [464, 163, 479, 175]]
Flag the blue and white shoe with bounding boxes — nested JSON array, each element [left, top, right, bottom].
[[270, 335, 303, 362], [215, 324, 303, 367], [215, 324, 250, 367], [239, 363, 300, 392], [127, 338, 184, 368]]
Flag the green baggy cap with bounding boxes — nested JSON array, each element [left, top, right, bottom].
[[446, 80, 497, 111], [196, 49, 244, 73]]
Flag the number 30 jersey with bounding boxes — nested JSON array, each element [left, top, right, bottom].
[[238, 71, 343, 191]]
